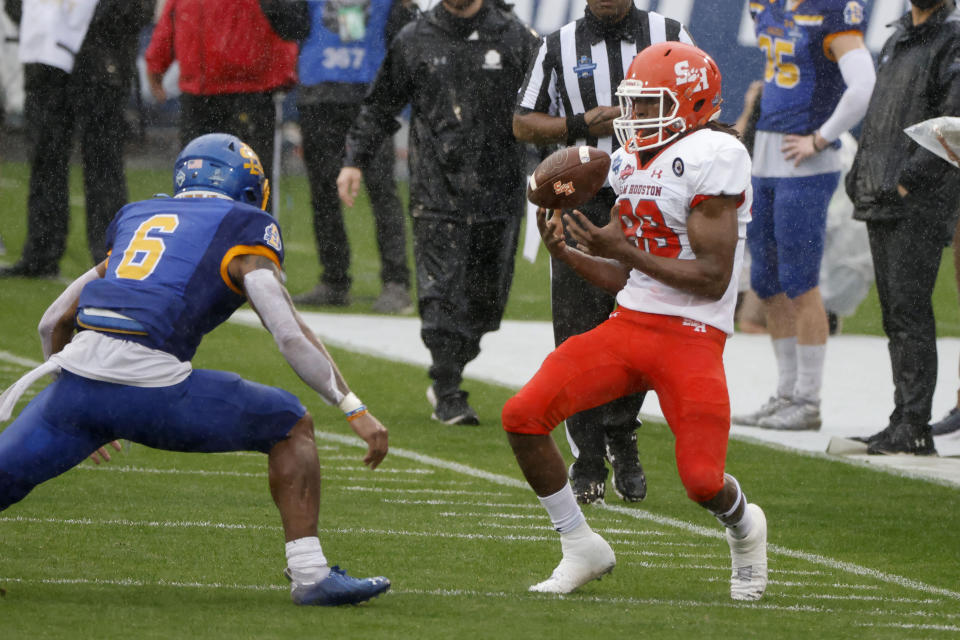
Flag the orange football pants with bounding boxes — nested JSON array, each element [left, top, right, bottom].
[[502, 308, 730, 502]]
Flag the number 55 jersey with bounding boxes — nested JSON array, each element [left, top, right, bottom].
[[608, 128, 752, 335], [77, 196, 284, 362]]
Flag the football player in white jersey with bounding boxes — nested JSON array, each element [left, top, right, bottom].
[[501, 42, 768, 602]]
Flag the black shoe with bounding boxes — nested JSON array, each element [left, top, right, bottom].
[[568, 458, 608, 504], [426, 385, 479, 425], [292, 283, 349, 306], [605, 431, 647, 502], [851, 423, 894, 445], [0, 261, 58, 278], [866, 423, 937, 456], [931, 407, 960, 437]]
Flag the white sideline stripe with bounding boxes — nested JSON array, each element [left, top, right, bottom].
[[77, 465, 266, 479], [1, 576, 947, 618], [439, 511, 543, 520], [341, 476, 471, 485], [0, 515, 282, 531], [342, 486, 508, 496], [319, 430, 960, 602], [317, 431, 529, 489], [861, 623, 960, 632], [402, 587, 827, 614], [383, 498, 540, 509], [704, 576, 879, 590], [0, 350, 42, 369], [325, 466, 434, 475]]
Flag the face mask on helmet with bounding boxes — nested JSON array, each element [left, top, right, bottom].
[[173, 133, 270, 211], [614, 42, 723, 153]]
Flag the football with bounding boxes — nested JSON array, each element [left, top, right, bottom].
[[526, 145, 611, 209]]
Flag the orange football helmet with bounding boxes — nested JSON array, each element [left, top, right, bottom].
[[613, 41, 723, 152]]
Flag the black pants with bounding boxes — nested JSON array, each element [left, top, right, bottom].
[[415, 214, 521, 395], [552, 188, 644, 462], [867, 216, 950, 426], [299, 102, 409, 291], [179, 92, 277, 208], [20, 64, 129, 269]]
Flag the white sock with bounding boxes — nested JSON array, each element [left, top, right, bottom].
[[285, 536, 330, 584], [727, 503, 755, 540], [538, 483, 586, 534], [795, 344, 826, 404], [772, 337, 798, 399]]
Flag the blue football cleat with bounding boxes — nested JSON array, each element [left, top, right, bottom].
[[286, 565, 390, 606]]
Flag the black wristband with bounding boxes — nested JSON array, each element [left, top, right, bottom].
[[566, 113, 589, 145]]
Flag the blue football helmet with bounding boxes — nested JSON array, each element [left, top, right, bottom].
[[173, 133, 270, 210]]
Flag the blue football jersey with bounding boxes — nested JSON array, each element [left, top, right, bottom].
[[751, 0, 869, 133], [77, 197, 285, 361]]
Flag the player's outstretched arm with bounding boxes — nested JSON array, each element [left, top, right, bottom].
[[231, 254, 388, 469], [536, 207, 630, 295]]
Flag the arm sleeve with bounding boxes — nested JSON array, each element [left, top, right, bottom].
[[818, 46, 875, 143], [37, 267, 102, 360], [243, 269, 344, 407], [144, 0, 176, 75], [343, 31, 413, 170]]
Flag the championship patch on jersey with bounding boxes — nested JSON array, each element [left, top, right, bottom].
[[263, 223, 282, 252], [672, 158, 685, 177], [843, 1, 865, 26]]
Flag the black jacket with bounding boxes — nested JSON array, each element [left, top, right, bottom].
[[4, 0, 152, 89], [846, 2, 960, 225], [344, 2, 540, 219]]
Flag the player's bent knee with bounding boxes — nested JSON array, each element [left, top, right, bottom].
[[501, 395, 552, 435], [679, 464, 725, 503], [0, 470, 32, 512]]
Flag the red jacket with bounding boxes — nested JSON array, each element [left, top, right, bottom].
[[145, 0, 298, 95]]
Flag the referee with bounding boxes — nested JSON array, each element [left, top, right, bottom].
[[513, 0, 693, 504]]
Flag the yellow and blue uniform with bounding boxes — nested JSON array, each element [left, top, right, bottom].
[[0, 197, 305, 511], [747, 0, 867, 298], [79, 197, 283, 360]]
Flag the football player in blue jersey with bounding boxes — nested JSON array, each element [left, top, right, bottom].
[[735, 0, 876, 431], [0, 133, 391, 607]]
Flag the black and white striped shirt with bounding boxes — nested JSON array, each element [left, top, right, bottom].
[[516, 7, 693, 156]]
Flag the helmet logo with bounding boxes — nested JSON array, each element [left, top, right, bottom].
[[209, 167, 226, 185], [674, 60, 710, 92], [238, 143, 264, 177], [175, 169, 186, 187]]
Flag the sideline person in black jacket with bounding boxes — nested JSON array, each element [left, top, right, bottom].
[[338, 0, 539, 425], [1, 0, 152, 278], [846, 0, 960, 455]]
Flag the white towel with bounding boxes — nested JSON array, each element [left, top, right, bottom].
[[0, 360, 60, 422]]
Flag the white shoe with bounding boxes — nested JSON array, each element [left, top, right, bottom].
[[726, 503, 768, 601], [757, 399, 821, 431], [732, 396, 791, 426], [529, 523, 615, 594]]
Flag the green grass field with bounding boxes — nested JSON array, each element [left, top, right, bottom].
[[1, 162, 960, 638]]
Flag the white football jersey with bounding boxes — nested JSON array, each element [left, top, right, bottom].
[[608, 128, 752, 335]]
